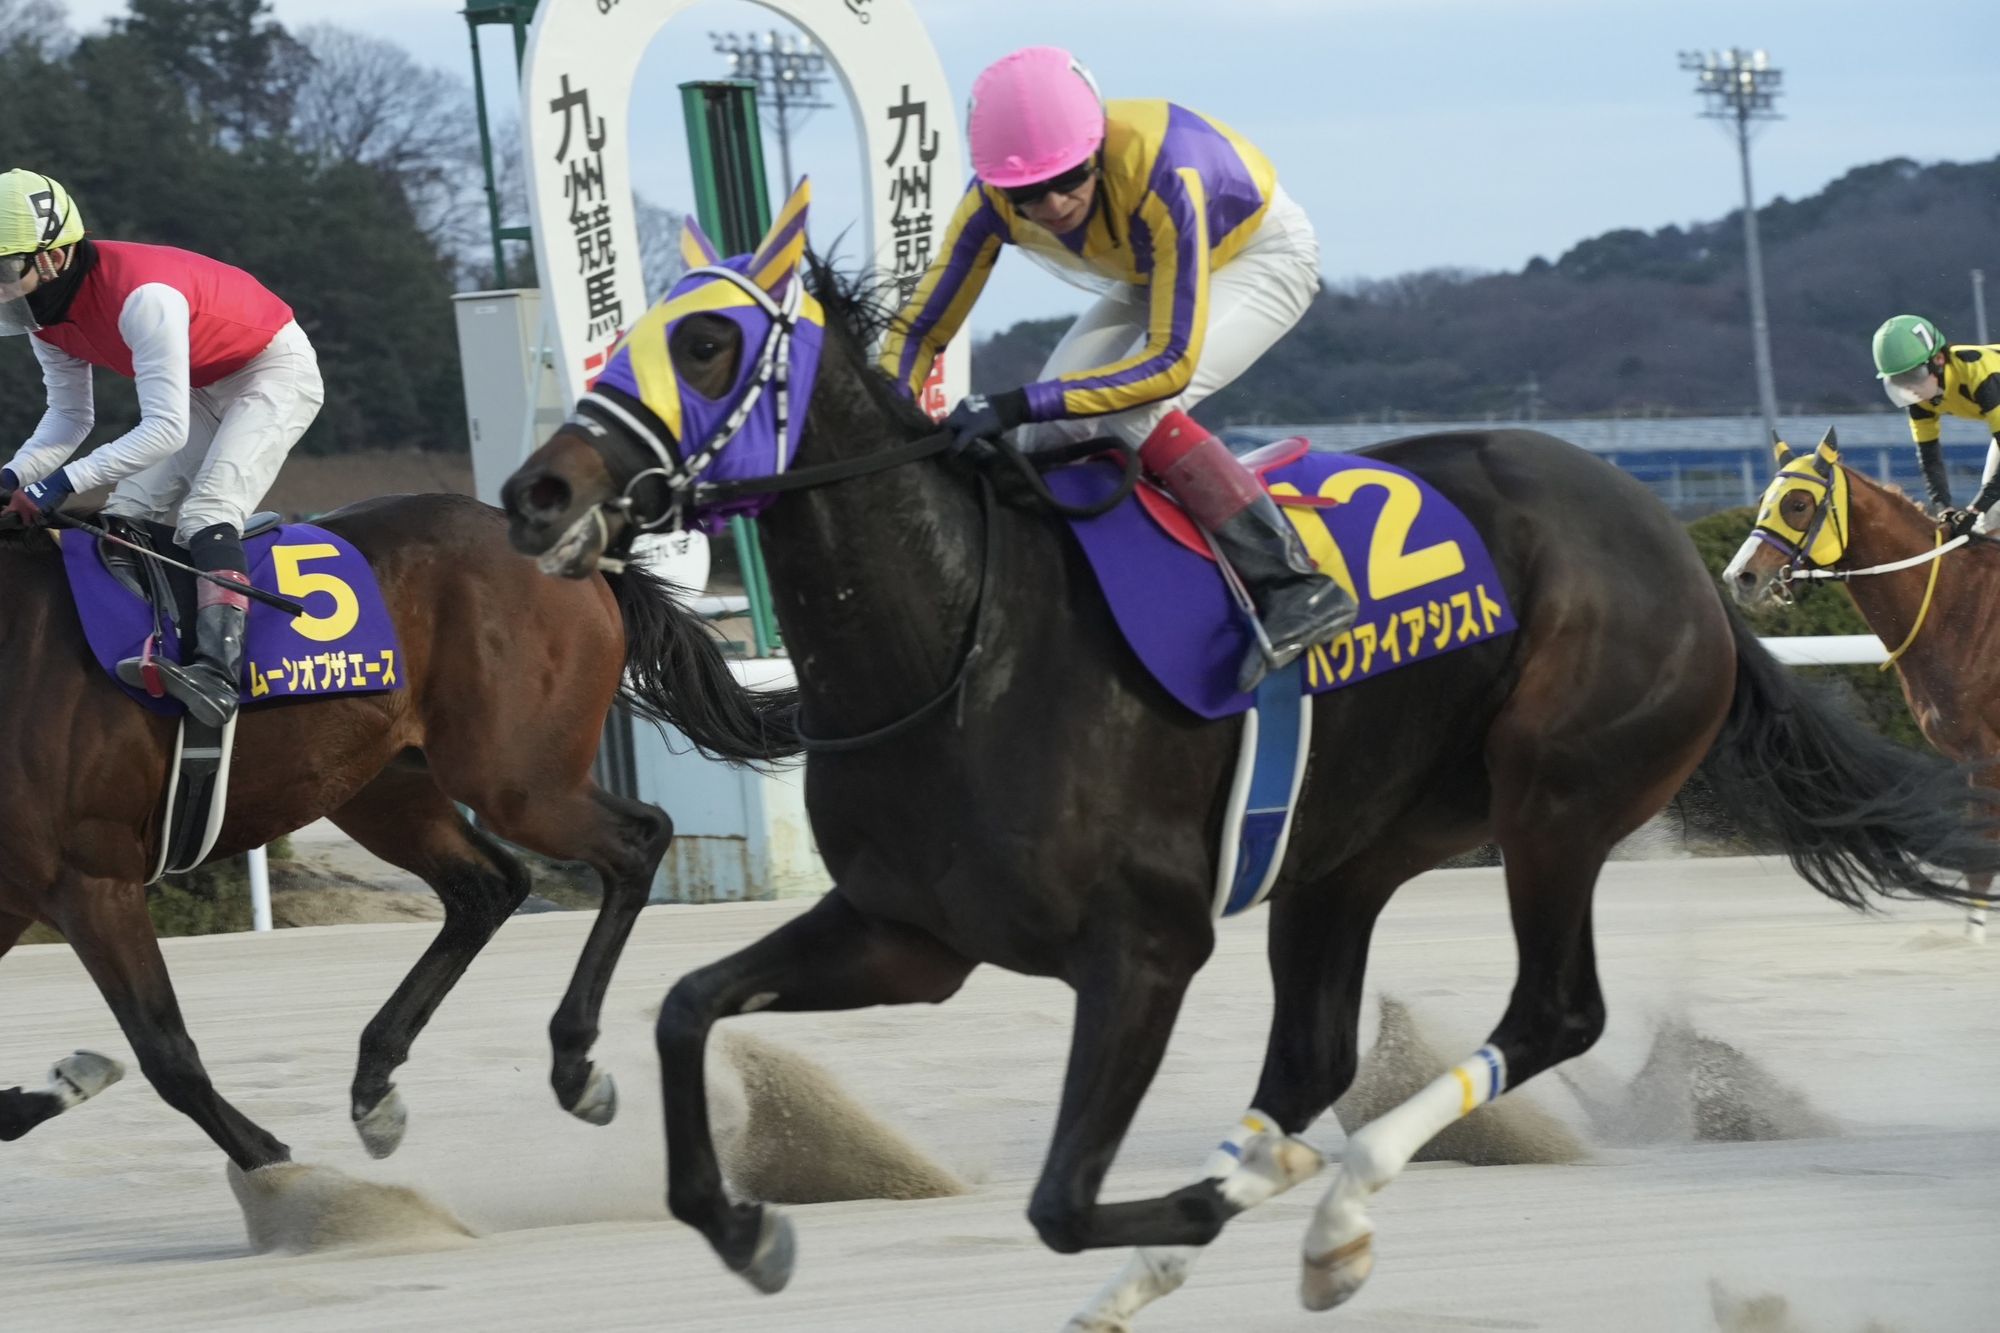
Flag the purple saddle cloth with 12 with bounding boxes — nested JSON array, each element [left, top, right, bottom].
[[1041, 438, 1518, 917]]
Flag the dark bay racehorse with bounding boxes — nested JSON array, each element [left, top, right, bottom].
[[503, 196, 1998, 1326], [1726, 429, 1999, 941], [0, 493, 795, 1181]]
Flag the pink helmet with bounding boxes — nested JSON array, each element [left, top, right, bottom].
[[967, 47, 1105, 189]]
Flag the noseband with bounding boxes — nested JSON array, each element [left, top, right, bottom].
[[1753, 460, 1846, 601]]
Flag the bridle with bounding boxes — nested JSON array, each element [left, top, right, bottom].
[[542, 269, 1143, 747], [1748, 454, 1969, 669], [564, 424, 1140, 751], [555, 265, 810, 569], [1748, 455, 1848, 603]]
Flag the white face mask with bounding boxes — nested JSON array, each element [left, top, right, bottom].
[[1882, 365, 1941, 408], [0, 253, 40, 336]]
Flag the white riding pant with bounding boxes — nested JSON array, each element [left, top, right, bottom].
[[1976, 440, 2000, 534], [1014, 185, 1321, 451], [101, 320, 324, 545]]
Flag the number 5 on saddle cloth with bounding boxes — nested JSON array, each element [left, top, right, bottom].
[[56, 515, 403, 883]]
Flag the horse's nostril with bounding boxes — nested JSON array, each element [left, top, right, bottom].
[[524, 476, 570, 518]]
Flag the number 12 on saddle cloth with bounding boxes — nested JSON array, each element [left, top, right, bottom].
[[1048, 447, 1517, 721]]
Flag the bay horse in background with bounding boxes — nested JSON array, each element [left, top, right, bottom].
[[0, 493, 796, 1183], [1726, 427, 1999, 941], [503, 186, 2000, 1329]]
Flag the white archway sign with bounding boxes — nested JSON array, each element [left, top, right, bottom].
[[520, 0, 967, 416]]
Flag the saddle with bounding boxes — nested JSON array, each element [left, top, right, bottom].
[[1131, 437, 1317, 559], [102, 512, 281, 686], [98, 512, 279, 884], [1038, 439, 1520, 918]]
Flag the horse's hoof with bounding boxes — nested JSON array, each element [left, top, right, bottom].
[[1063, 1316, 1133, 1333], [737, 1208, 796, 1295], [50, 1051, 124, 1109], [1300, 1231, 1374, 1311], [353, 1088, 408, 1159], [568, 1066, 617, 1126]]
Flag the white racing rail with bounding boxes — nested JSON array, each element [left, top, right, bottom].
[[1759, 635, 1889, 666], [238, 633, 1911, 932]]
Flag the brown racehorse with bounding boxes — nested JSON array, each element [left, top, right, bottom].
[[0, 492, 796, 1177], [1725, 428, 1996, 939]]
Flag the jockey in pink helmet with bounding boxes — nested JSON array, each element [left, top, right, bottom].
[[882, 47, 1351, 690]]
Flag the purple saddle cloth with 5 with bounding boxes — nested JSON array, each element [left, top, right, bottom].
[[60, 523, 404, 715], [1043, 441, 1518, 720]]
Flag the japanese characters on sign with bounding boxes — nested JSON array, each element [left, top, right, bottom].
[[885, 82, 947, 416], [523, 0, 963, 414], [883, 84, 938, 308], [549, 74, 625, 350]]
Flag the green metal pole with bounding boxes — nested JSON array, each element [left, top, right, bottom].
[[467, 18, 508, 288], [728, 517, 773, 656], [682, 81, 782, 656]]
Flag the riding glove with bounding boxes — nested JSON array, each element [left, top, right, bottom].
[[1, 468, 71, 526], [943, 390, 1028, 453]]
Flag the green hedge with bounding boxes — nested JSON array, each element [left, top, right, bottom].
[[23, 834, 293, 944]]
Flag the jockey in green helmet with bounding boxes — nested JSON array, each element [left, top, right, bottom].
[[1873, 313, 2000, 538]]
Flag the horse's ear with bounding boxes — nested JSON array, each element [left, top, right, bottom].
[[1816, 425, 1840, 464], [746, 177, 810, 299], [1771, 430, 1792, 464], [678, 217, 721, 270]]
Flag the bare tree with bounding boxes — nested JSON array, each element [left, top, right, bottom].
[[486, 119, 685, 300], [291, 24, 482, 265], [0, 0, 74, 59], [636, 195, 687, 301]]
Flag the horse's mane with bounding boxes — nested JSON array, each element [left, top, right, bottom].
[[803, 252, 942, 443], [0, 527, 59, 557], [1844, 463, 1929, 519], [1844, 460, 2000, 547]]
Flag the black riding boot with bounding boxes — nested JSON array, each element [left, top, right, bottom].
[[119, 523, 248, 728], [1208, 492, 1359, 692]]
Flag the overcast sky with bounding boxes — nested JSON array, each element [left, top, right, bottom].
[[55, 0, 1996, 333]]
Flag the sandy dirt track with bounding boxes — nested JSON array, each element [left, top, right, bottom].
[[4, 857, 1996, 1332]]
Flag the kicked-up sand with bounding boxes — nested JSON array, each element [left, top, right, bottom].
[[2, 857, 1995, 1331]]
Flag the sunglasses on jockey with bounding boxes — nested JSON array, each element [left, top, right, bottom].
[[1001, 159, 1097, 207]]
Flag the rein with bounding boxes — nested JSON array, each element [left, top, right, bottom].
[[1777, 533, 1969, 583], [1878, 531, 1950, 671], [786, 440, 1137, 751], [794, 472, 1000, 752], [1768, 477, 1971, 670]]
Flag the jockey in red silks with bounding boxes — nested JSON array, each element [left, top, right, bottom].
[[881, 46, 1354, 690], [0, 169, 324, 726]]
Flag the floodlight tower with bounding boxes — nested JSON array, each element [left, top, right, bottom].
[[1680, 47, 1783, 442], [711, 28, 834, 193]]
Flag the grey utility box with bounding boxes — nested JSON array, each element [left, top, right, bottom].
[[452, 288, 569, 505]]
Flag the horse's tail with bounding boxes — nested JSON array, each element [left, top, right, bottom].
[[604, 561, 801, 765], [1699, 597, 1999, 908]]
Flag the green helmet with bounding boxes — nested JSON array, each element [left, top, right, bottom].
[[1872, 314, 1945, 378]]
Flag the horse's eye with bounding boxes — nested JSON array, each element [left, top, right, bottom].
[[691, 337, 721, 359]]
